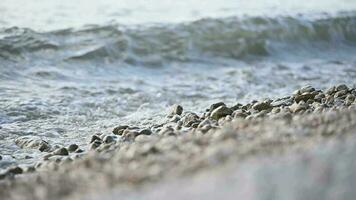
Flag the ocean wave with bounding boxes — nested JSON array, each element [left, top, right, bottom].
[[1, 12, 356, 65]]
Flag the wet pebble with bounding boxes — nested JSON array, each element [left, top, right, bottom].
[[103, 135, 115, 143], [210, 106, 232, 120], [169, 104, 183, 116], [112, 125, 129, 135], [7, 166, 23, 175], [68, 144, 79, 152], [53, 147, 69, 156], [252, 101, 272, 111]]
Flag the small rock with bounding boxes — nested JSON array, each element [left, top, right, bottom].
[[25, 166, 36, 173], [68, 144, 79, 152], [334, 90, 348, 98], [90, 140, 102, 150], [336, 84, 348, 91], [271, 107, 281, 114], [75, 148, 84, 153], [139, 129, 152, 135], [122, 130, 140, 141], [103, 135, 114, 143], [252, 101, 272, 111], [346, 94, 355, 102], [90, 135, 101, 143], [295, 92, 316, 103], [53, 147, 69, 156], [169, 114, 181, 122], [289, 102, 308, 113], [299, 85, 315, 93], [112, 125, 129, 135], [209, 102, 226, 112], [326, 86, 336, 95], [169, 104, 183, 116], [7, 166, 23, 175], [181, 112, 200, 127], [232, 110, 248, 118], [210, 106, 233, 120]]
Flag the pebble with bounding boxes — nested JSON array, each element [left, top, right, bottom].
[[68, 144, 79, 152], [182, 112, 200, 127], [294, 92, 316, 103], [7, 166, 23, 175], [90, 135, 101, 143], [139, 129, 152, 135], [112, 125, 129, 135], [75, 148, 84, 153], [169, 104, 183, 116], [209, 102, 226, 112], [103, 135, 115, 143], [90, 141, 102, 150], [210, 106, 233, 120], [289, 102, 308, 113], [252, 101, 272, 111], [53, 147, 69, 156], [336, 84, 348, 91]]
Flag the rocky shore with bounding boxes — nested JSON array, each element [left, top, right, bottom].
[[1, 84, 356, 199]]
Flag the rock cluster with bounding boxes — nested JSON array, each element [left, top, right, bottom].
[[1, 85, 356, 200]]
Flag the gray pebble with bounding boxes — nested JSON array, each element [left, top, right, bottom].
[[53, 147, 69, 156], [68, 144, 79, 152], [210, 106, 232, 120]]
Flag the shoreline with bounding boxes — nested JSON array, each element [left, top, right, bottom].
[[1, 84, 356, 199]]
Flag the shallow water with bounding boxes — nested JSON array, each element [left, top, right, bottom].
[[1, 0, 356, 168]]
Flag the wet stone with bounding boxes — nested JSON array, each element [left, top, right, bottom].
[[139, 129, 152, 135], [252, 101, 272, 111], [75, 149, 84, 153], [169, 104, 183, 116], [334, 90, 348, 98], [336, 84, 348, 91], [112, 125, 129, 135], [299, 85, 315, 94], [232, 110, 248, 119], [210, 106, 233, 120], [209, 102, 226, 112], [90, 141, 102, 150], [25, 166, 36, 173], [68, 144, 79, 152], [53, 147, 69, 156], [295, 92, 317, 103], [7, 166, 23, 175], [169, 114, 181, 123], [122, 130, 140, 141], [346, 94, 355, 102], [90, 135, 101, 144], [289, 102, 309, 113], [230, 103, 243, 111], [103, 135, 115, 143], [182, 112, 200, 127]]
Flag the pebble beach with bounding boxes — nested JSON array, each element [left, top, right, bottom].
[[1, 84, 356, 199], [1, 0, 356, 199]]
